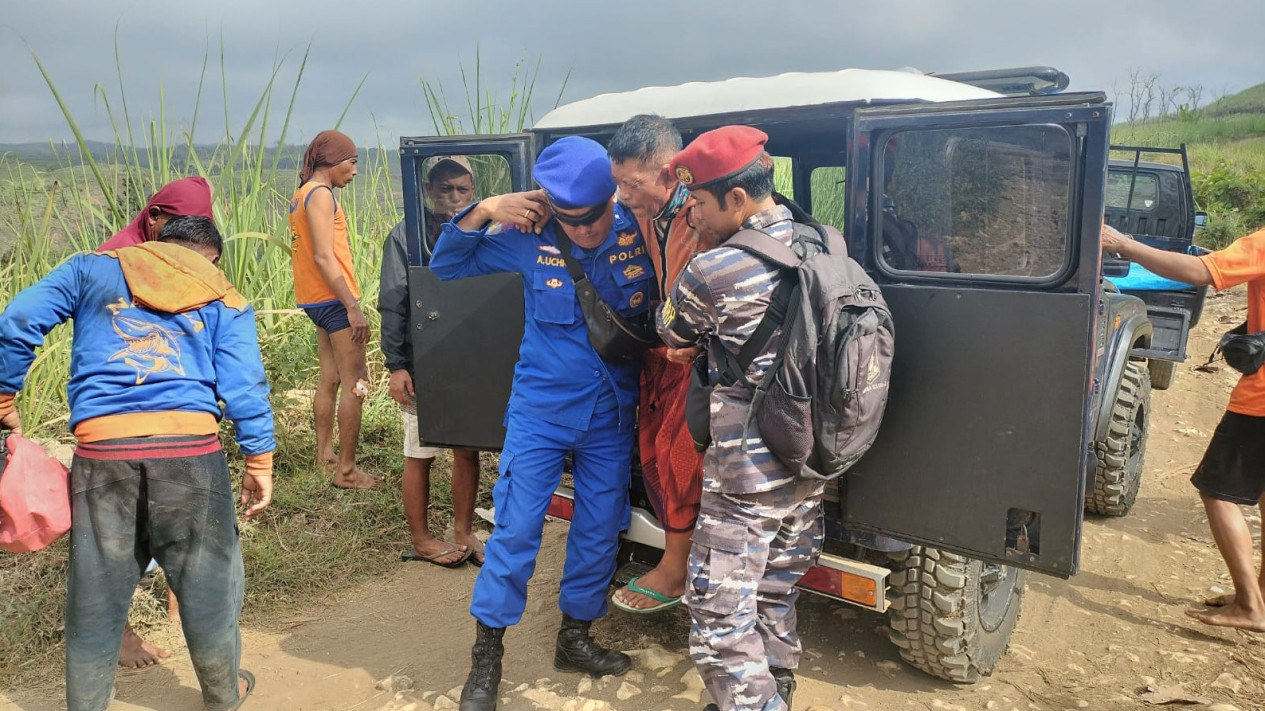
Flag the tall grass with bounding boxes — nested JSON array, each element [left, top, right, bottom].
[[0, 46, 555, 689], [3, 48, 398, 438]]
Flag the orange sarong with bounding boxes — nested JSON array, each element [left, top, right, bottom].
[[638, 347, 705, 533]]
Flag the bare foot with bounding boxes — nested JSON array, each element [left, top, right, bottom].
[[332, 468, 380, 489], [119, 625, 171, 668], [1205, 593, 1235, 607], [1186, 603, 1265, 632], [167, 589, 181, 625], [612, 566, 686, 611], [408, 537, 469, 565], [454, 532, 485, 565]]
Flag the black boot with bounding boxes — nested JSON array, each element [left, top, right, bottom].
[[553, 613, 632, 677], [771, 667, 796, 709], [459, 621, 505, 711]]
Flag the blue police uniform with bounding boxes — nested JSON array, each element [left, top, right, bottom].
[[430, 201, 653, 628]]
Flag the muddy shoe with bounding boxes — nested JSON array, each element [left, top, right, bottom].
[[554, 613, 631, 678], [460, 620, 505, 711], [771, 666, 796, 709]]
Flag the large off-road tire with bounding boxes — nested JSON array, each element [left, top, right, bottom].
[[1148, 358, 1176, 390], [1087, 361, 1151, 516], [886, 547, 1026, 683]]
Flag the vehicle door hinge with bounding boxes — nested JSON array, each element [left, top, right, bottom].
[[1092, 377, 1101, 395]]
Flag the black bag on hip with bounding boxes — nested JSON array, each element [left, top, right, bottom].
[[1213, 321, 1265, 376], [553, 228, 656, 364], [571, 274, 657, 363]]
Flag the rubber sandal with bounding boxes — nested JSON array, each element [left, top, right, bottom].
[[228, 669, 255, 710], [611, 575, 682, 614], [401, 547, 472, 568]]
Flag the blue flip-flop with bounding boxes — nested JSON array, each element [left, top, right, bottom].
[[611, 576, 682, 614]]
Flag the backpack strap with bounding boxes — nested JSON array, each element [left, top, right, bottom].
[[717, 275, 797, 386], [727, 228, 802, 269], [715, 226, 806, 386]]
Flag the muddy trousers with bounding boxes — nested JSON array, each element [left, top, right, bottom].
[[65, 436, 244, 711], [686, 479, 825, 711], [470, 404, 633, 628]]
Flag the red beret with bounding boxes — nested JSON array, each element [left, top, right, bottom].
[[670, 126, 768, 189]]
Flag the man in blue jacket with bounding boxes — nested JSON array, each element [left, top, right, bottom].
[[430, 136, 654, 711], [0, 216, 273, 711]]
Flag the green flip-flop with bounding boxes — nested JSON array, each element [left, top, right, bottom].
[[611, 576, 682, 614]]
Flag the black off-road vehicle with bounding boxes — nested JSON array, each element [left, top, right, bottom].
[[397, 66, 1199, 683]]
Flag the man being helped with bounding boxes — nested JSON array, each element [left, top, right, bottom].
[[380, 155, 483, 567], [658, 126, 825, 711], [1102, 223, 1265, 631], [0, 216, 274, 711], [607, 114, 710, 613], [431, 136, 654, 711]]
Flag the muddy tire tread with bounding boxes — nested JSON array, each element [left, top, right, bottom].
[[886, 547, 1024, 683], [1087, 361, 1151, 516]]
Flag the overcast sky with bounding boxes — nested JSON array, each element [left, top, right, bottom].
[[2, 0, 1262, 147]]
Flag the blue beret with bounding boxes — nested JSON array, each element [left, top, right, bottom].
[[534, 136, 617, 209]]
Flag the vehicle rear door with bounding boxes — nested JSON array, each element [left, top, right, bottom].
[[841, 94, 1111, 577], [400, 135, 534, 451]]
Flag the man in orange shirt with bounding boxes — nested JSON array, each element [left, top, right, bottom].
[[1102, 223, 1265, 631], [608, 115, 713, 613], [290, 130, 378, 489]]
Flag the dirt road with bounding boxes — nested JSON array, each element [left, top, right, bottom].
[[3, 288, 1262, 711]]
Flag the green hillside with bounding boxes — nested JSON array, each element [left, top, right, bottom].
[[1111, 81, 1265, 247], [1204, 81, 1265, 119]]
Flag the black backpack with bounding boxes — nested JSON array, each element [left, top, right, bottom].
[[696, 221, 895, 480]]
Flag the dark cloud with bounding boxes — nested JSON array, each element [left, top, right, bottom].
[[2, 0, 1261, 146]]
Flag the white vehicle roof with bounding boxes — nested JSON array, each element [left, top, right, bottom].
[[534, 68, 1001, 131]]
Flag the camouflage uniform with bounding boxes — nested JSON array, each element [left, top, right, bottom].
[[659, 205, 826, 711]]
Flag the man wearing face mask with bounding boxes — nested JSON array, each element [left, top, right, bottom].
[[430, 136, 654, 711], [607, 115, 712, 614]]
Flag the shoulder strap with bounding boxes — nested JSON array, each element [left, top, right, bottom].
[[549, 226, 588, 284], [1206, 320, 1251, 366], [727, 229, 801, 269], [717, 258, 800, 385], [724, 275, 797, 379]]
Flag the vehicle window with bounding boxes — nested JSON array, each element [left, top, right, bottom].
[[419, 153, 512, 244], [1105, 171, 1159, 210], [772, 156, 794, 199], [810, 166, 846, 233], [878, 125, 1074, 280]]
